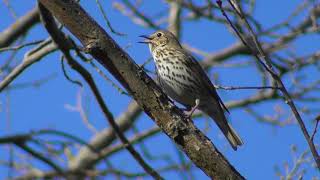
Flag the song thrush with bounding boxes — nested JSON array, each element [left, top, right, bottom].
[[140, 30, 243, 150]]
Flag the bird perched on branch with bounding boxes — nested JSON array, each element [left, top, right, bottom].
[[139, 30, 243, 150]]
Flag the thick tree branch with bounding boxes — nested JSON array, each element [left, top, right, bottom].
[[37, 3, 162, 179]]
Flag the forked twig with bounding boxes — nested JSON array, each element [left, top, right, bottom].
[[216, 0, 320, 169]]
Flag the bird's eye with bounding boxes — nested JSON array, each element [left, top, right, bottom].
[[157, 33, 162, 37]]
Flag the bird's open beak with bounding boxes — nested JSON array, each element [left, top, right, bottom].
[[138, 35, 152, 44]]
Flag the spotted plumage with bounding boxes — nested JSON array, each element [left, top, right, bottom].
[[140, 30, 243, 150]]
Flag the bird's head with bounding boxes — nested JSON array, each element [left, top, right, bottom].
[[139, 30, 181, 52]]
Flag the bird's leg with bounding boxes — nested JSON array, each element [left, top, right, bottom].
[[181, 106, 191, 111], [184, 99, 200, 119]]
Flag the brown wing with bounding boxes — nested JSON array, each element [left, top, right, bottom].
[[181, 50, 230, 114]]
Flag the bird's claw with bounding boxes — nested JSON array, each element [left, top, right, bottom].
[[183, 99, 200, 119]]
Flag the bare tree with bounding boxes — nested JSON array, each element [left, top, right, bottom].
[[0, 0, 319, 179]]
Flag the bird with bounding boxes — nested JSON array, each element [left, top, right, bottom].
[[139, 30, 243, 150]]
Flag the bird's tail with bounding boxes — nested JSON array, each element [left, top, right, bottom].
[[206, 108, 243, 150], [224, 122, 243, 150]]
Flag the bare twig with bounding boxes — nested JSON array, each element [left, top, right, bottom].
[[15, 142, 64, 175], [14, 156, 191, 180], [0, 7, 39, 48], [0, 132, 64, 175], [311, 115, 320, 142], [60, 55, 83, 87], [70, 101, 142, 169], [64, 88, 98, 133], [120, 0, 159, 29], [5, 73, 56, 90], [276, 145, 313, 179], [216, 0, 320, 169], [214, 85, 280, 90], [0, 38, 57, 92], [2, 0, 18, 19], [0, 40, 43, 52], [95, 0, 126, 36]]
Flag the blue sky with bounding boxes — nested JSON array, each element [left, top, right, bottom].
[[0, 0, 319, 179]]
